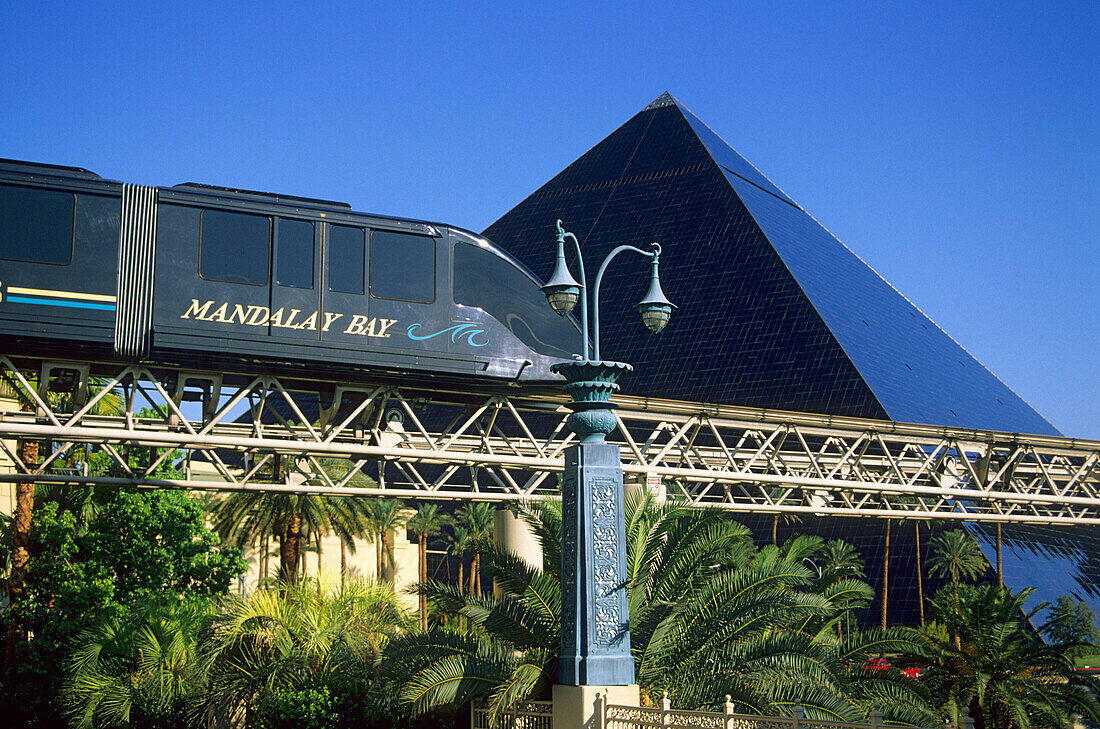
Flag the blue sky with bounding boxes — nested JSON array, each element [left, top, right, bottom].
[[3, 1, 1097, 438]]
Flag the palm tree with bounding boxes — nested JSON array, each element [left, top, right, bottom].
[[406, 504, 452, 630], [64, 598, 210, 729], [811, 539, 866, 640], [386, 498, 933, 723], [813, 539, 866, 583], [928, 529, 987, 587], [447, 524, 474, 596], [456, 502, 495, 595], [201, 577, 412, 722], [915, 521, 926, 626], [646, 533, 930, 723], [365, 498, 407, 584], [928, 528, 987, 649], [311, 456, 374, 584], [881, 517, 891, 629], [995, 523, 1004, 589], [213, 490, 370, 584], [914, 584, 1100, 729], [382, 501, 562, 719], [625, 491, 756, 675]]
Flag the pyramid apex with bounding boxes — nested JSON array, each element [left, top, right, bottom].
[[644, 91, 679, 111]]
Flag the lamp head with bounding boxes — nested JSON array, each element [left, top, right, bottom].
[[543, 281, 581, 316], [634, 244, 676, 333], [542, 220, 582, 316]]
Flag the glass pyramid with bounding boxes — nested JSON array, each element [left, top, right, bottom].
[[484, 93, 1097, 626], [484, 92, 1058, 436]]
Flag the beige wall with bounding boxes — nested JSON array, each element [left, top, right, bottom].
[[0, 393, 18, 519], [235, 506, 419, 611]]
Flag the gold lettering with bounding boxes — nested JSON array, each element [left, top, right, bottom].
[[375, 318, 398, 338], [321, 312, 343, 332], [245, 305, 270, 326], [297, 311, 318, 330], [278, 309, 302, 328], [181, 299, 214, 320], [227, 304, 249, 324], [208, 303, 230, 323], [268, 307, 286, 327], [344, 314, 370, 335]]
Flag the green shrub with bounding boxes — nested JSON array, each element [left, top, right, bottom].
[[255, 687, 339, 729]]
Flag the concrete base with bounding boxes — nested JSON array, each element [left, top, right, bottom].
[[552, 684, 639, 729]]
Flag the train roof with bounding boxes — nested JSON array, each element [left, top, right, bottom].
[[0, 158, 101, 179], [0, 158, 543, 284], [171, 182, 353, 211]]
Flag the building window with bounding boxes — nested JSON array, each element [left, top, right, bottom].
[[370, 230, 435, 303], [276, 218, 315, 289], [327, 224, 365, 294], [199, 209, 270, 285], [0, 185, 75, 265]]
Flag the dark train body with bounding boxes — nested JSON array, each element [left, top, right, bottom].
[[0, 159, 578, 386]]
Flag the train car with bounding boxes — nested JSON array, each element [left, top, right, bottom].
[[0, 159, 578, 386]]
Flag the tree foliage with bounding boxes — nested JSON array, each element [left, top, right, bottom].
[[2, 487, 245, 729], [64, 599, 211, 729], [200, 577, 412, 723], [1040, 595, 1100, 655], [213, 489, 371, 584], [912, 584, 1100, 729], [383, 497, 933, 725]]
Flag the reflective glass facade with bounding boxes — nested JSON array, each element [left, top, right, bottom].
[[484, 92, 1096, 625]]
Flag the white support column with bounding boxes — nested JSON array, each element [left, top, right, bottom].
[[494, 507, 543, 571]]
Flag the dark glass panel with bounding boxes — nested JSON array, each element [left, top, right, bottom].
[[370, 230, 435, 302], [328, 224, 365, 294], [454, 241, 577, 358], [276, 218, 314, 289], [483, 97, 1094, 628], [0, 185, 74, 265], [199, 209, 270, 285]]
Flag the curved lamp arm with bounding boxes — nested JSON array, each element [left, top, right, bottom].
[[557, 220, 590, 361], [592, 242, 660, 361]]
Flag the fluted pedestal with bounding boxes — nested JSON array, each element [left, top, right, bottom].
[[553, 360, 634, 686]]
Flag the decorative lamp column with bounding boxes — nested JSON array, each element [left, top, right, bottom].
[[542, 221, 675, 687]]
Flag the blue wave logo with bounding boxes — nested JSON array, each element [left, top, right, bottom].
[[407, 322, 489, 347]]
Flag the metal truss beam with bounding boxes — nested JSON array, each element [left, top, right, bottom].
[[1, 356, 1098, 525]]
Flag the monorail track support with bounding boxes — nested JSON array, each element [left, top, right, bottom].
[[1, 356, 1098, 525]]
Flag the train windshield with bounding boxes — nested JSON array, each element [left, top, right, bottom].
[[454, 240, 579, 359]]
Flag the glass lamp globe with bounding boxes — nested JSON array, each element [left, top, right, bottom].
[[637, 302, 673, 333], [544, 284, 581, 316], [635, 257, 676, 333]]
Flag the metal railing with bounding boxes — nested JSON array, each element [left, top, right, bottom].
[[602, 694, 970, 729], [471, 698, 553, 729]]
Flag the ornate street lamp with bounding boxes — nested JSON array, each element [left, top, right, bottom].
[[541, 220, 675, 687]]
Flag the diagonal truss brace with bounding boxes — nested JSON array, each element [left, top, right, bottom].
[[0, 357, 1098, 525]]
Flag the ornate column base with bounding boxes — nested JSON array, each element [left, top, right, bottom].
[[554, 360, 634, 687]]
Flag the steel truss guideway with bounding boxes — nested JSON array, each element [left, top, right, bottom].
[[1, 356, 1098, 525]]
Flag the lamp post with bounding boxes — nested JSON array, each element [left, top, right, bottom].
[[541, 220, 675, 687]]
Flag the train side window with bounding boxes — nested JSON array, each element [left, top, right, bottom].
[[328, 224, 365, 294], [369, 230, 435, 303], [0, 185, 75, 265], [199, 209, 270, 285], [276, 219, 314, 289]]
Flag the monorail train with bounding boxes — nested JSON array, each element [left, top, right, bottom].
[[0, 159, 579, 386]]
